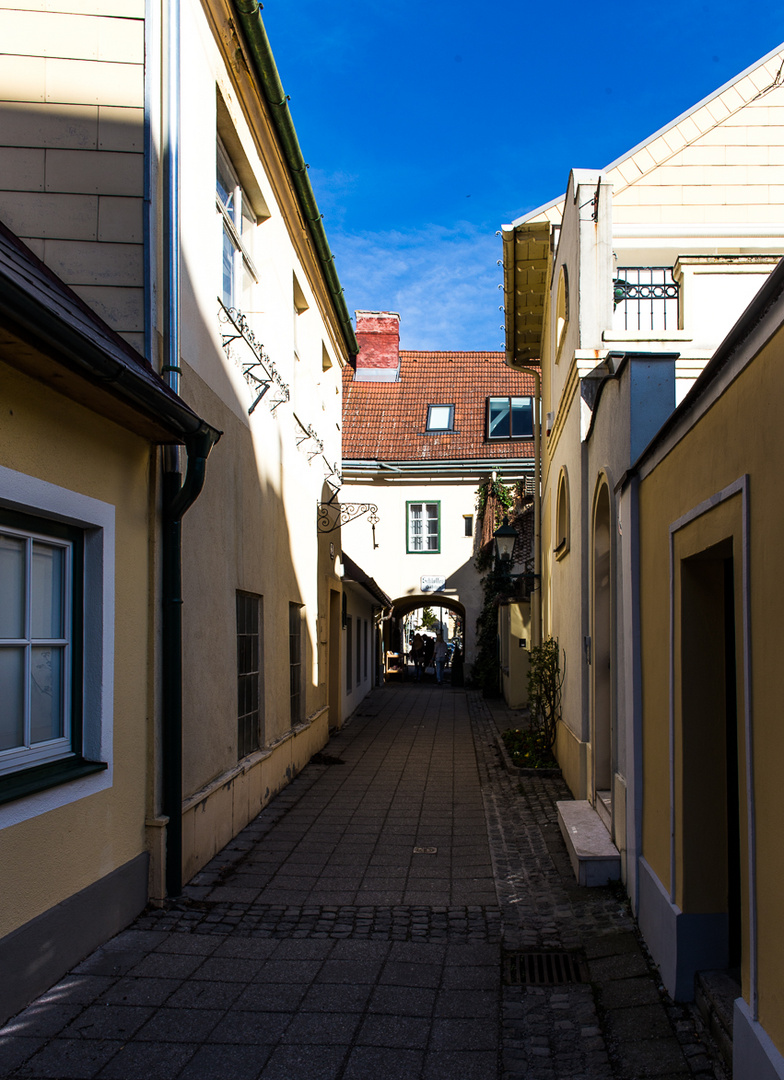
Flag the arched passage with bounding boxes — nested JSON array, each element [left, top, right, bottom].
[[386, 594, 467, 681]]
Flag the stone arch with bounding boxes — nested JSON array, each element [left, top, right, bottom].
[[386, 594, 467, 664]]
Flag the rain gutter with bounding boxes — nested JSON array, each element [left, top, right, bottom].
[[232, 0, 359, 359]]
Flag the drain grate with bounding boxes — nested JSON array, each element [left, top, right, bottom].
[[502, 950, 587, 986]]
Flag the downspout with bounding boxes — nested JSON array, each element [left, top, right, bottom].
[[516, 364, 541, 648], [160, 0, 212, 899], [232, 0, 359, 358], [503, 227, 542, 647], [161, 430, 219, 899]]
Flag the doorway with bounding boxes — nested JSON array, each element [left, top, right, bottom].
[[679, 542, 741, 973], [591, 483, 612, 827]]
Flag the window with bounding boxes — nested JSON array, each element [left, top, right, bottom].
[[426, 405, 454, 431], [555, 265, 569, 360], [0, 472, 112, 818], [1, 512, 80, 777], [289, 603, 302, 725], [345, 616, 352, 693], [237, 592, 262, 758], [555, 469, 570, 560], [356, 617, 362, 685], [486, 397, 534, 440], [463, 514, 474, 538], [363, 619, 369, 679], [293, 274, 308, 362], [217, 138, 258, 310], [407, 502, 440, 554]]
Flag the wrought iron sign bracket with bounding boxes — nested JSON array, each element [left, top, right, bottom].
[[218, 300, 290, 415], [294, 414, 325, 461], [317, 500, 380, 535]]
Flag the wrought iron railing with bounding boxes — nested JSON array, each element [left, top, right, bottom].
[[612, 267, 679, 333]]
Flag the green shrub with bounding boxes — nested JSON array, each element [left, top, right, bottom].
[[527, 637, 564, 752], [502, 725, 557, 769]]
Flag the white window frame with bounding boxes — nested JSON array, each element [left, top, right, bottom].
[[217, 138, 259, 308], [407, 502, 440, 554], [426, 404, 454, 431], [0, 523, 75, 775], [0, 466, 114, 830]]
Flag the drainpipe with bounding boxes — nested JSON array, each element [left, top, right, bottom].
[[160, 0, 191, 899], [162, 431, 219, 898], [502, 228, 542, 647], [516, 365, 541, 648]]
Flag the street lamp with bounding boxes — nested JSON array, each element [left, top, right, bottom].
[[493, 515, 516, 565]]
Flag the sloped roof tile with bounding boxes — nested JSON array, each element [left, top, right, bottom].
[[343, 350, 537, 462]]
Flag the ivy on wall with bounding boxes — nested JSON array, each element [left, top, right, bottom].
[[472, 478, 514, 694]]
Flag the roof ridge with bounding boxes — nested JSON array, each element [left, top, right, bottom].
[[509, 43, 784, 228]]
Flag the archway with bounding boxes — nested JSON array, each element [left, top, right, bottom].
[[386, 594, 467, 682]]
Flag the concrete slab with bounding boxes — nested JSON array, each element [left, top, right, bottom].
[[556, 799, 622, 886]]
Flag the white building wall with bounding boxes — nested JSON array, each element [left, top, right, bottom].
[[341, 478, 484, 670]]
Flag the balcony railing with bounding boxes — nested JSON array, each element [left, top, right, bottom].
[[612, 267, 679, 333]]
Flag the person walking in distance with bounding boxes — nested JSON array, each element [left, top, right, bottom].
[[411, 633, 424, 681], [433, 633, 449, 685]]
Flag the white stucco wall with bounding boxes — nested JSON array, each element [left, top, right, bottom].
[[340, 478, 484, 669]]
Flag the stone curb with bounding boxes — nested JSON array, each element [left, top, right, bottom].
[[493, 727, 563, 779]]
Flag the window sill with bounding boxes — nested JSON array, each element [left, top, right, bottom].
[[0, 757, 108, 807]]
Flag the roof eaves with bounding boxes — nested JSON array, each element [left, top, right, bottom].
[[0, 220, 220, 444]]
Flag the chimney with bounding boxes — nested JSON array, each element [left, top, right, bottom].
[[354, 311, 400, 381]]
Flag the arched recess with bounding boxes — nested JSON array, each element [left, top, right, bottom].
[[555, 265, 569, 361], [555, 467, 570, 560], [591, 475, 613, 823]]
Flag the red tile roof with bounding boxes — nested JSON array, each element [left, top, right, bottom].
[[343, 350, 538, 462]]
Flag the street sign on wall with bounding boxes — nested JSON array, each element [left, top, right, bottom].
[[420, 576, 446, 593]]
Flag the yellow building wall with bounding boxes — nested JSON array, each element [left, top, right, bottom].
[[638, 330, 784, 1049], [0, 363, 152, 938]]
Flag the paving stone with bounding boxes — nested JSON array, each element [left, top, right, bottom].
[[257, 1043, 348, 1079], [342, 1046, 425, 1080], [423, 1049, 501, 1079], [16, 1036, 124, 1077], [96, 1040, 197, 1079], [0, 687, 727, 1080], [0, 1036, 44, 1075], [357, 1013, 432, 1049]]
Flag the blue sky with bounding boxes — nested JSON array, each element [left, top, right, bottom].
[[261, 1, 784, 350]]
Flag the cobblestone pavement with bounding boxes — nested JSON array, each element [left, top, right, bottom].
[[0, 685, 726, 1080]]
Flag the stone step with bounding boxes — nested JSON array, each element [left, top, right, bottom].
[[557, 799, 622, 887]]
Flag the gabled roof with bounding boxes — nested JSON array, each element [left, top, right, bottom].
[[342, 350, 536, 463], [0, 219, 219, 444], [512, 42, 784, 229], [502, 43, 784, 368]]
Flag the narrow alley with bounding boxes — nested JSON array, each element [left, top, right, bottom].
[[0, 685, 722, 1080]]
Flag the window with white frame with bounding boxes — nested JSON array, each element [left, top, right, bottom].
[[486, 396, 534, 440], [426, 404, 454, 431], [0, 470, 112, 820], [0, 513, 79, 776], [407, 502, 440, 554], [217, 138, 258, 311]]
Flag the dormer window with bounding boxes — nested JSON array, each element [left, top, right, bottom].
[[426, 405, 454, 431], [486, 396, 533, 440]]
